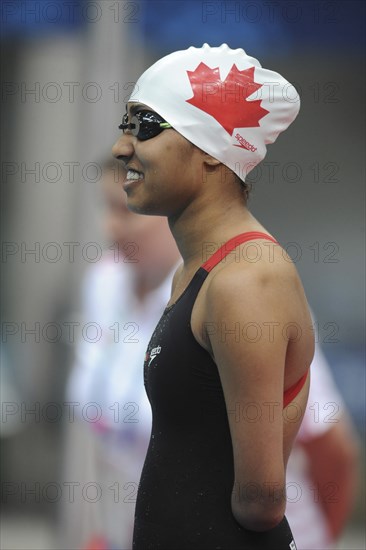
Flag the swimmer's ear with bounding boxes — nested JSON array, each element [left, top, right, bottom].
[[202, 152, 221, 167]]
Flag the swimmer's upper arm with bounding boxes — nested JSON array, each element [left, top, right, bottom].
[[205, 262, 297, 531]]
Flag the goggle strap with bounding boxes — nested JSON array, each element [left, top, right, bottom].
[[118, 123, 137, 130]]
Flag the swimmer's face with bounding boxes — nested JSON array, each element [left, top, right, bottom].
[[102, 168, 167, 244], [102, 169, 176, 268], [112, 102, 209, 218]]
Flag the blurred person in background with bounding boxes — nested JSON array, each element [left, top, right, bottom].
[[62, 159, 180, 550], [62, 161, 359, 550]]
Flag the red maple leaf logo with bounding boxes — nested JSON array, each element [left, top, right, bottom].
[[186, 62, 269, 135]]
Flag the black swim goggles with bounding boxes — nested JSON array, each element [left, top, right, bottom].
[[118, 110, 172, 141]]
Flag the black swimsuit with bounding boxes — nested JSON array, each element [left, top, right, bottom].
[[133, 232, 302, 549]]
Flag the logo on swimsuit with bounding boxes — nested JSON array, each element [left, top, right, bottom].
[[148, 345, 162, 366], [289, 540, 297, 550]]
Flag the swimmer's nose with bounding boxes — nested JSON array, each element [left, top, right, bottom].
[[112, 133, 135, 166]]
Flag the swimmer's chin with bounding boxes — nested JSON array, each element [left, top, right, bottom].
[[125, 201, 164, 217]]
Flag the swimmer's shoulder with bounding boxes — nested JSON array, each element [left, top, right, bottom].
[[203, 239, 304, 320]]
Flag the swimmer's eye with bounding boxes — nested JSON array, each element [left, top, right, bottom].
[[118, 110, 172, 141]]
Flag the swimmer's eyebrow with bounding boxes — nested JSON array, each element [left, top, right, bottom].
[[126, 103, 152, 116]]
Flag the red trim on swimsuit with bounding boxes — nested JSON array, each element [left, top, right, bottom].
[[202, 231, 278, 272], [283, 371, 309, 408], [201, 231, 309, 408]]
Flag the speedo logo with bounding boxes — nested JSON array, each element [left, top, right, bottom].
[[233, 133, 257, 152], [148, 345, 162, 366]]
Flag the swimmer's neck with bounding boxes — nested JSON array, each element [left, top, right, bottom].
[[168, 200, 263, 271], [133, 254, 180, 303]]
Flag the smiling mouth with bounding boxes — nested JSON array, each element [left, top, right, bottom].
[[126, 169, 144, 181], [123, 169, 144, 191]]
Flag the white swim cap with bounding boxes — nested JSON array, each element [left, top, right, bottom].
[[129, 44, 300, 181]]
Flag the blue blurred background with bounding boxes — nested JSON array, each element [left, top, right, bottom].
[[1, 1, 365, 548]]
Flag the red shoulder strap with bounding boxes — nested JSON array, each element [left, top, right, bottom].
[[201, 231, 278, 273]]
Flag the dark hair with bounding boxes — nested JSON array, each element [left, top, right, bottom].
[[234, 174, 252, 202]]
